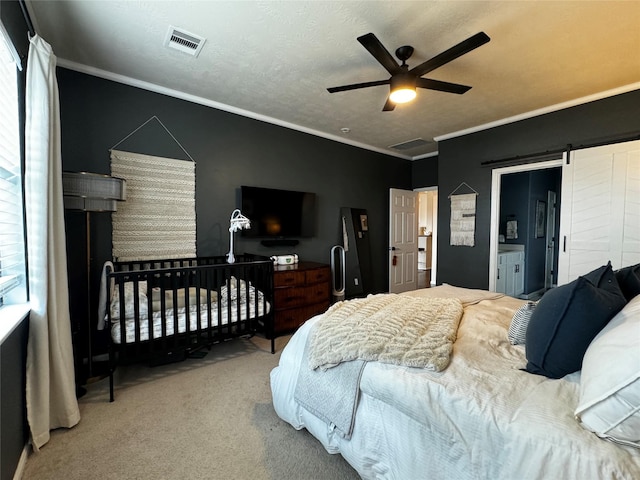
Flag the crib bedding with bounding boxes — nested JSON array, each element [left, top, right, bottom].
[[110, 283, 270, 344], [271, 285, 640, 479]]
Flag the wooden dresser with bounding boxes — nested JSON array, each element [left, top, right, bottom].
[[273, 261, 331, 335]]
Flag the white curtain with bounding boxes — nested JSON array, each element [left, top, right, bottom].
[[25, 35, 80, 451]]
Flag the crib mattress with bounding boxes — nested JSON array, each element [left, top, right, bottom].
[[110, 285, 269, 344]]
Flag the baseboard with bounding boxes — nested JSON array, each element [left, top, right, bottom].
[[13, 443, 30, 480]]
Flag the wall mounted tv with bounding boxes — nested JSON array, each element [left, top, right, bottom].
[[241, 185, 316, 239]]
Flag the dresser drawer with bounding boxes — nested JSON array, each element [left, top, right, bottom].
[[274, 286, 307, 308], [274, 269, 307, 287], [305, 267, 330, 284], [304, 281, 330, 305], [274, 283, 329, 309], [274, 306, 308, 333], [302, 301, 330, 319], [274, 301, 330, 333]]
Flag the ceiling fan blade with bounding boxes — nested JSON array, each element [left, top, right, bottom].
[[409, 32, 490, 78], [416, 78, 471, 94], [327, 79, 389, 93], [382, 97, 396, 111], [357, 33, 402, 75]]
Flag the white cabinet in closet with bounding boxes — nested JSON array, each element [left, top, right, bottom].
[[496, 248, 525, 298]]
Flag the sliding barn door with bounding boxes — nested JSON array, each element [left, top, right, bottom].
[[557, 140, 640, 284]]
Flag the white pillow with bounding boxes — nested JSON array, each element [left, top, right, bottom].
[[150, 287, 215, 310], [220, 276, 248, 301], [575, 294, 640, 448]]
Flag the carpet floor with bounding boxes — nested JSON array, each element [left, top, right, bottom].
[[21, 334, 361, 480]]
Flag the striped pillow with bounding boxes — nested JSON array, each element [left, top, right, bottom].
[[508, 302, 536, 345]]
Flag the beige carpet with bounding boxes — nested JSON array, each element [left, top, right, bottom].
[[21, 335, 360, 480]]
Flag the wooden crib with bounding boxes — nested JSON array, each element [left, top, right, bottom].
[[105, 254, 274, 401]]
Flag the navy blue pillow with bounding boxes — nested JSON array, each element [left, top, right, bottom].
[[524, 263, 626, 379], [615, 263, 640, 302]]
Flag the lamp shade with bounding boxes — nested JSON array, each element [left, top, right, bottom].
[[389, 73, 417, 104], [63, 172, 126, 212]]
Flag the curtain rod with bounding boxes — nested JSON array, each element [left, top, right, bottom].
[[19, 0, 35, 37]]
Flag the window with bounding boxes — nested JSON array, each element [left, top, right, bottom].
[[0, 24, 27, 308]]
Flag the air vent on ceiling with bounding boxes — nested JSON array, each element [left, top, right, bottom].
[[164, 26, 206, 57], [389, 138, 431, 151]]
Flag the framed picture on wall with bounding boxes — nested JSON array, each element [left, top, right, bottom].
[[535, 200, 546, 238]]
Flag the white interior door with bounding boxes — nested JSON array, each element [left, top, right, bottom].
[[389, 188, 418, 293], [557, 140, 640, 284]]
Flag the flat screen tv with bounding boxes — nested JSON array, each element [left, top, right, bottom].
[[241, 186, 316, 238]]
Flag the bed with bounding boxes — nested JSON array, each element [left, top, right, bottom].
[[271, 271, 640, 479], [104, 254, 273, 401]]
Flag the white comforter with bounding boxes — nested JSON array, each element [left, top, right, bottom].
[[270, 285, 640, 479]]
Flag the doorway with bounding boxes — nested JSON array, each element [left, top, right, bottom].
[[388, 187, 438, 293], [489, 160, 562, 294], [417, 188, 437, 288]]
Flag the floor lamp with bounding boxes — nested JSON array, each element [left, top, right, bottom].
[[63, 172, 126, 380]]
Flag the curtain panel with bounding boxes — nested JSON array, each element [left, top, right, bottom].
[[25, 34, 80, 451]]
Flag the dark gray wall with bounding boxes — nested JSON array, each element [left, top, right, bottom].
[[1, 2, 30, 479], [1, 320, 29, 480], [412, 156, 438, 188], [437, 90, 640, 289], [57, 68, 412, 307], [500, 171, 530, 244]]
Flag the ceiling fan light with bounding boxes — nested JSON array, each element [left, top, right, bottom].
[[390, 72, 417, 104], [390, 87, 416, 104]]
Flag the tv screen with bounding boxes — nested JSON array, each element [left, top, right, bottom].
[[241, 186, 316, 238]]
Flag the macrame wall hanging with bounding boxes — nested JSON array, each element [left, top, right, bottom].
[[110, 117, 196, 261], [449, 182, 478, 247]]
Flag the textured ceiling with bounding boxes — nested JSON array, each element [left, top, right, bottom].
[[26, 1, 640, 159]]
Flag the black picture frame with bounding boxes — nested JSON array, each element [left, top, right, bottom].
[[535, 200, 546, 238]]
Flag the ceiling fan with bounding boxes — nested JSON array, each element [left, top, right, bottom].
[[327, 32, 490, 111]]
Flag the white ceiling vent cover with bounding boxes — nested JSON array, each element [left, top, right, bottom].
[[164, 26, 206, 57]]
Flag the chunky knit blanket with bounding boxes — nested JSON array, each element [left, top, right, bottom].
[[308, 294, 464, 371]]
